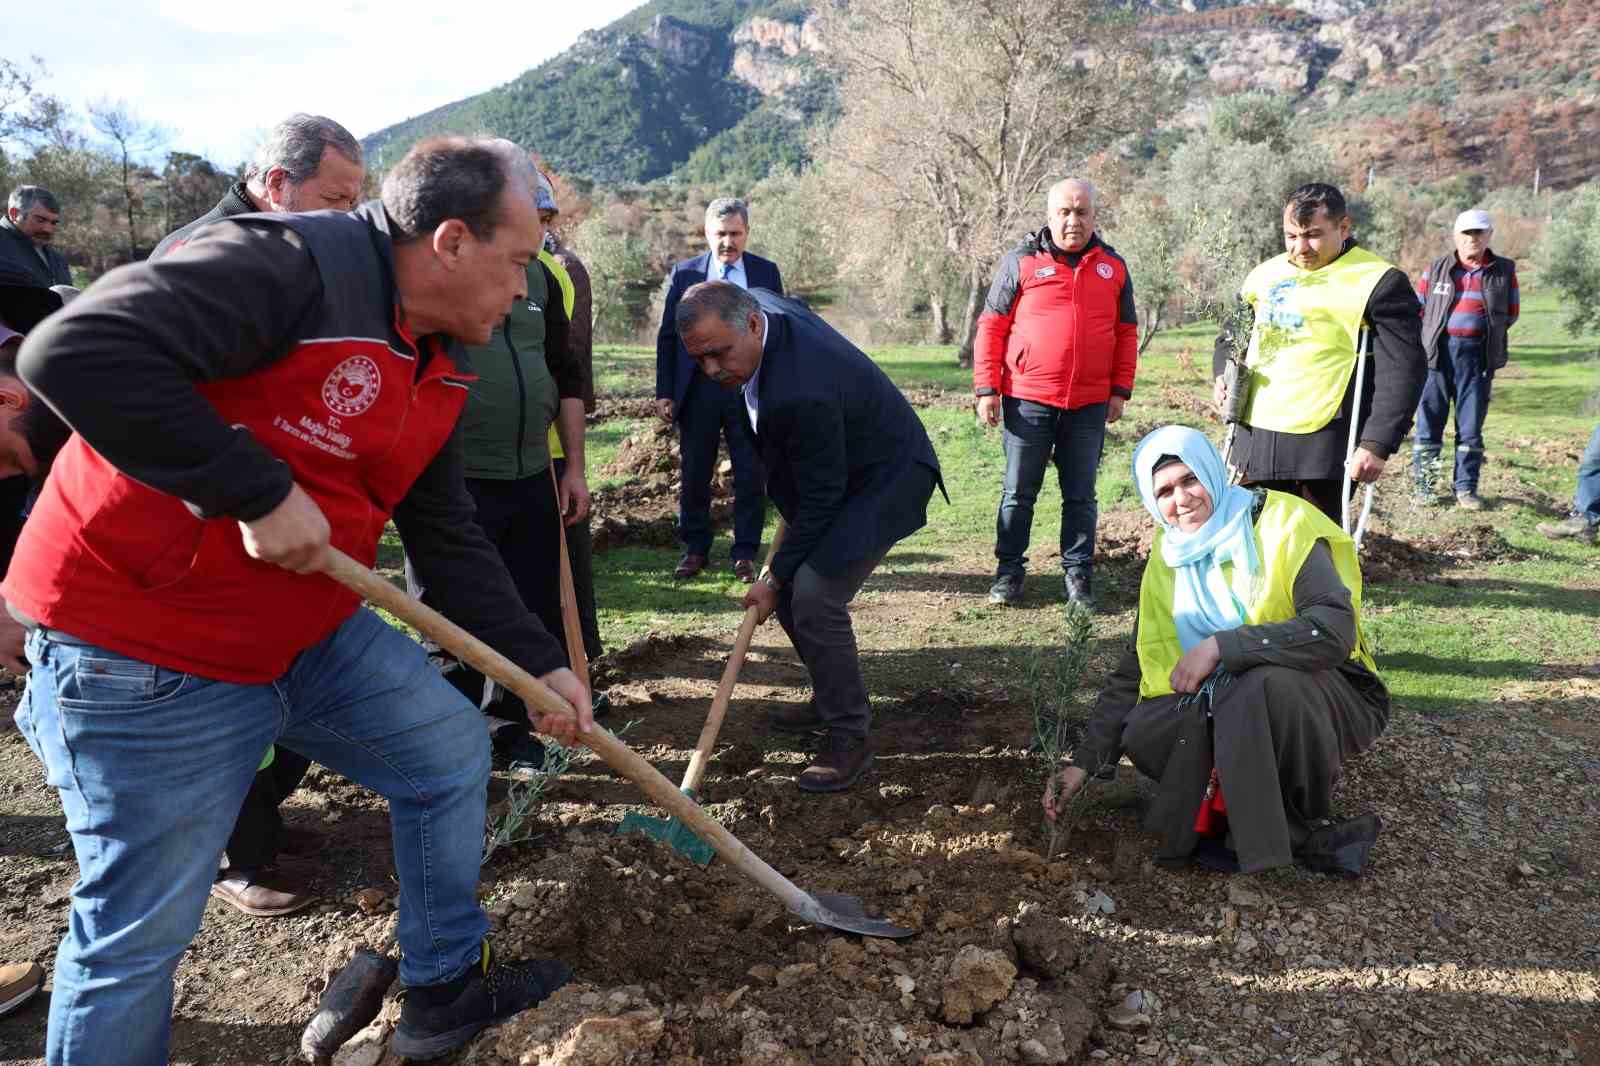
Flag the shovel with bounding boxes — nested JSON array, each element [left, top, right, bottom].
[[551, 463, 590, 690], [617, 523, 787, 864], [322, 546, 912, 939]]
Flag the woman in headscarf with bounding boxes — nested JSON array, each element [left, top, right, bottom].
[[1041, 425, 1389, 874]]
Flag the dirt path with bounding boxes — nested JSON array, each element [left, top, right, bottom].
[[3, 544, 1598, 1065]]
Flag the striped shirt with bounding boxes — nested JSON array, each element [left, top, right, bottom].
[[1415, 253, 1519, 339]]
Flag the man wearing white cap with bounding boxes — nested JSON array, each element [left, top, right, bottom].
[[1411, 208, 1520, 509]]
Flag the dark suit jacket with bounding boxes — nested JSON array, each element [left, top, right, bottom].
[[0, 219, 71, 288], [744, 290, 944, 584], [655, 251, 783, 418]]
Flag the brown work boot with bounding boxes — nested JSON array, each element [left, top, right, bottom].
[[211, 868, 319, 917], [0, 961, 45, 1017], [769, 699, 826, 735], [798, 734, 873, 793], [673, 553, 708, 579]]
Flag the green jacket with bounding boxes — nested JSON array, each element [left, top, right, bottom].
[[461, 259, 578, 480]]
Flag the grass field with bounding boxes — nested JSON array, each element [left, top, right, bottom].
[[581, 283, 1600, 727]]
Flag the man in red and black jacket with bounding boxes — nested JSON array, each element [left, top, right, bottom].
[[6, 138, 590, 1065], [974, 178, 1137, 609]]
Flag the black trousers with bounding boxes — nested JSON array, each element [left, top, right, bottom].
[[443, 472, 568, 723], [223, 748, 313, 870], [1244, 478, 1346, 525]]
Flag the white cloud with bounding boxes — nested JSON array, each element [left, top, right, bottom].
[[12, 0, 645, 166]]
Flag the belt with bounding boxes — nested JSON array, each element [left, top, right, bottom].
[[26, 625, 95, 648]]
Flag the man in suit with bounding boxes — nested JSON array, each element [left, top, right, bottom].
[[1, 186, 72, 288], [656, 198, 783, 582], [676, 282, 944, 792]]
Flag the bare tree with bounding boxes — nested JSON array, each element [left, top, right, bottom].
[[813, 0, 1167, 364], [88, 99, 168, 260], [0, 55, 63, 145]]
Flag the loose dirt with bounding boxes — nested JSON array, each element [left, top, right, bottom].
[[2, 499, 1596, 1066]]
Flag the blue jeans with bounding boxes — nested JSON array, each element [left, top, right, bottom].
[[677, 373, 767, 560], [1412, 335, 1494, 494], [15, 609, 491, 1066], [994, 397, 1107, 577], [1574, 423, 1600, 527]]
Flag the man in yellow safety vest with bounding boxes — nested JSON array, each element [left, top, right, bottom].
[[1213, 183, 1426, 521]]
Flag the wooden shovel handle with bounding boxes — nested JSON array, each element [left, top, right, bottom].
[[680, 523, 787, 795], [321, 547, 815, 915], [550, 464, 590, 690]]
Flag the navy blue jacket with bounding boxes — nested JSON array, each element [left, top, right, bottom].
[[743, 290, 944, 584], [655, 251, 783, 418]]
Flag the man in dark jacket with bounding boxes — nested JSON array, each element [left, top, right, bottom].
[[1, 186, 72, 287], [678, 282, 943, 793], [656, 198, 783, 582], [153, 112, 364, 259], [974, 178, 1137, 610], [1410, 208, 1519, 510], [1214, 183, 1427, 523], [148, 111, 365, 920], [7, 138, 588, 1065]]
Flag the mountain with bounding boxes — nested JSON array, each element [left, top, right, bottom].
[[362, 0, 1600, 193], [362, 1, 830, 186]]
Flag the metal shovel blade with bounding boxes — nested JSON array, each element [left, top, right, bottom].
[[787, 891, 914, 939]]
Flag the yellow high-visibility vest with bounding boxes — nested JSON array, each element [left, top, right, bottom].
[[1239, 246, 1394, 434], [1134, 490, 1378, 700], [541, 249, 577, 461]]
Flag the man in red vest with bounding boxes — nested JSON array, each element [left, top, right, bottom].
[[974, 178, 1138, 610], [6, 137, 592, 1066]]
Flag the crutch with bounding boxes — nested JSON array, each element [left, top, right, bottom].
[[1343, 327, 1376, 548]]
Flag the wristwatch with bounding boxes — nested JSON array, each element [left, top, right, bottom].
[[759, 572, 781, 592]]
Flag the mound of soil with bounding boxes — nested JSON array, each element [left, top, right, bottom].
[[1362, 522, 1526, 583]]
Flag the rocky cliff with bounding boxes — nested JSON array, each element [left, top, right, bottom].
[[363, 0, 1599, 193]]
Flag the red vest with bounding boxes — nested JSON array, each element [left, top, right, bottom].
[[1, 213, 473, 683]]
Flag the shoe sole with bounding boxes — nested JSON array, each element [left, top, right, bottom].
[[987, 593, 1022, 606], [0, 978, 43, 1018], [392, 1019, 491, 1060], [209, 882, 320, 918], [797, 751, 874, 793]]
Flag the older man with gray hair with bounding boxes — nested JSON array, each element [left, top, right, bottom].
[[1, 185, 72, 287], [974, 177, 1138, 609], [655, 197, 785, 581], [152, 112, 365, 258]]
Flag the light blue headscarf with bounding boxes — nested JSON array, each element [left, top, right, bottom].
[[1132, 426, 1260, 652]]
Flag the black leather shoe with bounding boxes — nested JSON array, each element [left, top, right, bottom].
[[673, 553, 708, 579], [1064, 571, 1094, 610], [732, 558, 757, 583], [798, 734, 873, 793], [988, 573, 1023, 606], [769, 700, 826, 735], [393, 941, 572, 1060]]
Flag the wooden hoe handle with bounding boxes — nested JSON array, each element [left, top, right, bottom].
[[321, 547, 815, 915], [680, 523, 788, 795], [550, 464, 590, 689]]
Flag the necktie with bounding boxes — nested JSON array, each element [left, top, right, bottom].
[[720, 263, 732, 281]]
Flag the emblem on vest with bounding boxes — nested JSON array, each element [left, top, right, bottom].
[[1432, 281, 1451, 296], [527, 299, 544, 314], [1033, 266, 1056, 279], [1263, 279, 1306, 331], [1095, 262, 1114, 280], [322, 356, 382, 417]]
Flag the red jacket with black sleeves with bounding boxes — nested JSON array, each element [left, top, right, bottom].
[[973, 230, 1138, 411]]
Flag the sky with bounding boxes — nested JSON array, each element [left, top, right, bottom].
[[9, 0, 648, 167]]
